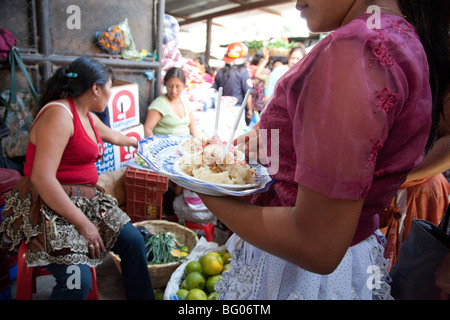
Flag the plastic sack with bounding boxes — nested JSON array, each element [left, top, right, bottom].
[[96, 25, 125, 55], [173, 194, 217, 226], [164, 237, 226, 300], [117, 19, 142, 60], [163, 14, 180, 45]]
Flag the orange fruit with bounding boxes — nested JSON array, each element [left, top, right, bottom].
[[201, 252, 223, 276], [171, 249, 188, 258]]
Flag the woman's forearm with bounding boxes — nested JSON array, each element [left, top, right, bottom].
[[199, 186, 362, 275], [406, 135, 450, 182]]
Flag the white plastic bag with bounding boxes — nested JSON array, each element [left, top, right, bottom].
[[164, 237, 226, 300]]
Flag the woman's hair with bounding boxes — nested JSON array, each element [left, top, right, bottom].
[[164, 67, 186, 85], [398, 0, 450, 151], [38, 56, 114, 111], [289, 44, 306, 58], [251, 50, 264, 66], [195, 55, 212, 75]]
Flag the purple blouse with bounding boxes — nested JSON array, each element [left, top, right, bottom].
[[251, 13, 432, 245]]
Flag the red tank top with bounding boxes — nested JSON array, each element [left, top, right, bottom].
[[24, 97, 104, 185]]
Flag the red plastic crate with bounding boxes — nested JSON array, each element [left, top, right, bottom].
[[124, 167, 169, 222]]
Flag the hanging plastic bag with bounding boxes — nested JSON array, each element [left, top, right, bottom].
[[117, 19, 142, 60], [96, 25, 126, 55]]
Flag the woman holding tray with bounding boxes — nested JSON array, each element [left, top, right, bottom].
[[198, 0, 449, 300]]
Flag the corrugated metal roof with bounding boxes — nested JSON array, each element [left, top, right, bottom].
[[165, 0, 296, 26]]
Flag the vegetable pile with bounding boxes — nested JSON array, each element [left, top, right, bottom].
[[145, 232, 189, 265], [244, 39, 300, 50]]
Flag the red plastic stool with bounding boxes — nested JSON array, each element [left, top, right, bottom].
[[184, 221, 215, 242], [15, 242, 99, 300]]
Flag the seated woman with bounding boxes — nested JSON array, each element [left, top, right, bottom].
[[144, 67, 200, 138], [194, 55, 213, 84], [0, 56, 154, 300], [144, 67, 202, 219]]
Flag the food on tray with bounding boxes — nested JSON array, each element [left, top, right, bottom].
[[135, 155, 150, 167], [178, 137, 256, 185]]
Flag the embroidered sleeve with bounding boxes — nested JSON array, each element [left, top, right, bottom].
[[290, 33, 403, 200]]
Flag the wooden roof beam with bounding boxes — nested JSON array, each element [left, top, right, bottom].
[[178, 0, 295, 26]]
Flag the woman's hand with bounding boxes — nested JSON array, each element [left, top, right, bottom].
[[75, 218, 106, 259], [234, 127, 265, 164], [246, 108, 254, 124]]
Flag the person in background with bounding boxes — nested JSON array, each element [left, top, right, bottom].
[[144, 67, 200, 138], [197, 0, 446, 300], [264, 44, 306, 106], [194, 55, 213, 84], [379, 0, 449, 273], [212, 42, 254, 126], [380, 91, 450, 270], [0, 56, 154, 300], [249, 49, 271, 115], [144, 67, 201, 221]]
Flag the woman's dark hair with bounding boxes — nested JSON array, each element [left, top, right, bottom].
[[398, 0, 450, 151], [38, 56, 114, 110], [289, 44, 306, 58], [251, 50, 264, 66], [164, 67, 186, 85]]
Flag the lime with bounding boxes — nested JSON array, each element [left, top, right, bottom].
[[223, 263, 231, 273], [205, 274, 222, 294], [222, 252, 231, 264], [186, 288, 207, 300], [185, 260, 202, 275], [208, 292, 219, 300], [185, 271, 206, 290], [154, 289, 164, 300], [176, 289, 189, 300]]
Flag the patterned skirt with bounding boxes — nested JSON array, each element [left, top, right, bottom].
[[216, 232, 393, 300], [0, 177, 129, 267]]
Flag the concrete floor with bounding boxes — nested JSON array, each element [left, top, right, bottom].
[[7, 225, 229, 300]]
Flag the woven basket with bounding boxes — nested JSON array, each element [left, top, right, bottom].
[[268, 47, 289, 57], [109, 220, 198, 288]]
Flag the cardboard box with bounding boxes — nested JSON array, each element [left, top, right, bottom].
[[107, 79, 140, 131], [95, 124, 144, 175]]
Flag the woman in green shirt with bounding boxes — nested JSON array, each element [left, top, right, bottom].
[[144, 67, 199, 137]]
